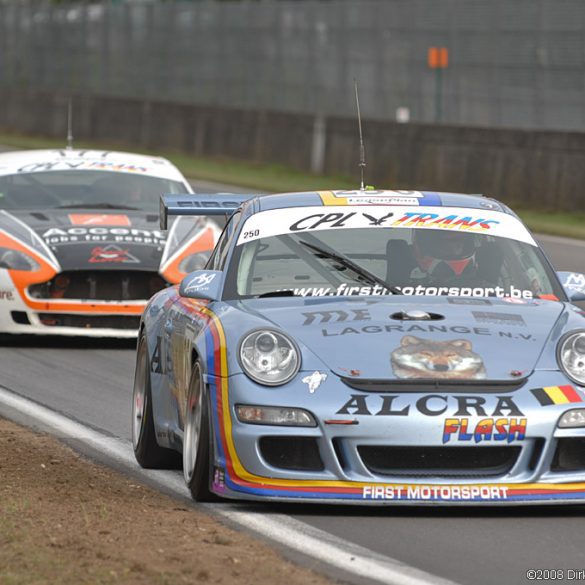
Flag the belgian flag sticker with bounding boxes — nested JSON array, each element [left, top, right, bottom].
[[531, 385, 583, 406]]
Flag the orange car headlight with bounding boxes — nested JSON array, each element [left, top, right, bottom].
[[0, 247, 40, 271]]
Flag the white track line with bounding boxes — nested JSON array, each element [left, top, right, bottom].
[[0, 386, 459, 585]]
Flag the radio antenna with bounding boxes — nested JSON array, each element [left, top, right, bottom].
[[354, 79, 366, 191], [66, 98, 73, 150]]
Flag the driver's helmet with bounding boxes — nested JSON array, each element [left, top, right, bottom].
[[413, 229, 477, 279]]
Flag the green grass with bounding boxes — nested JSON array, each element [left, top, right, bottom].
[[512, 209, 585, 241], [0, 132, 582, 239]]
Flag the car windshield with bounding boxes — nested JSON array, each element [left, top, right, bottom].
[[225, 206, 564, 301], [0, 170, 187, 212]]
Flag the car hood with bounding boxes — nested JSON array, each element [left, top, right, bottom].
[[236, 296, 565, 381], [17, 209, 166, 271], [8, 209, 178, 271]]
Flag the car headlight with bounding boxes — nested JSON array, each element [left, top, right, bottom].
[[558, 331, 585, 386], [558, 409, 585, 428], [0, 247, 39, 271], [178, 251, 210, 274], [235, 405, 316, 426], [239, 330, 300, 386]]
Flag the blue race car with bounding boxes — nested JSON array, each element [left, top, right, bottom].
[[132, 189, 585, 504]]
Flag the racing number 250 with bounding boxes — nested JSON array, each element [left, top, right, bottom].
[[242, 229, 260, 240]]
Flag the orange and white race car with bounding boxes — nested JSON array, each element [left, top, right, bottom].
[[0, 148, 220, 337]]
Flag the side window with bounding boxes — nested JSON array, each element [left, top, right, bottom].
[[209, 211, 241, 271]]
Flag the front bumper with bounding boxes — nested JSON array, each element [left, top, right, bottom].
[[0, 295, 143, 338], [0, 267, 159, 337], [207, 371, 585, 505]]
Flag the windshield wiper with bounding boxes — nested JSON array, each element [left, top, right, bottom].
[[56, 203, 141, 210], [256, 290, 298, 298], [299, 240, 402, 295]]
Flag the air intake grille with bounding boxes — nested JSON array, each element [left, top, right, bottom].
[[551, 438, 585, 472], [341, 378, 527, 393], [29, 271, 166, 301], [38, 313, 140, 330], [259, 437, 324, 472], [358, 445, 521, 477]]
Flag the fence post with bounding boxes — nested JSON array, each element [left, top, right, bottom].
[[311, 115, 327, 174]]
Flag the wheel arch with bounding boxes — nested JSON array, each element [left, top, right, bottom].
[[191, 346, 200, 375], [188, 343, 220, 478]]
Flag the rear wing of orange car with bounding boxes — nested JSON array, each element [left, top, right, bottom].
[[160, 193, 256, 229]]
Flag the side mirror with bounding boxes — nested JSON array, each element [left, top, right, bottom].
[[179, 270, 223, 301], [557, 271, 585, 302]]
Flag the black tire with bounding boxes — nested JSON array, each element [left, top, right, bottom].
[[183, 361, 218, 501], [132, 332, 181, 469]]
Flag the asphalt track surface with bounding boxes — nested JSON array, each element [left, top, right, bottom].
[[1, 183, 585, 585]]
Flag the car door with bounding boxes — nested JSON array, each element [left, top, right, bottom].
[[164, 211, 242, 432]]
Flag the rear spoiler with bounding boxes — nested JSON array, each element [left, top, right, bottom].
[[160, 193, 257, 229]]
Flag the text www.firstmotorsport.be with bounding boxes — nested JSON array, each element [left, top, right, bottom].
[[284, 284, 533, 298]]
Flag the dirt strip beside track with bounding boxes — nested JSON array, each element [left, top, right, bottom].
[[0, 418, 335, 585]]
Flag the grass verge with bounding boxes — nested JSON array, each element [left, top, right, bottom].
[[511, 210, 585, 241], [0, 132, 583, 240]]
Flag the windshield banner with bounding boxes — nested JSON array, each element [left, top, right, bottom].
[[236, 206, 536, 246]]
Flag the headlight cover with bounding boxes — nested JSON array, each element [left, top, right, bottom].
[[558, 331, 585, 386], [558, 409, 585, 428], [239, 330, 300, 386], [235, 405, 316, 426], [0, 247, 39, 271]]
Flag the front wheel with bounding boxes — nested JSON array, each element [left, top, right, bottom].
[[132, 332, 180, 469], [183, 361, 217, 501]]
